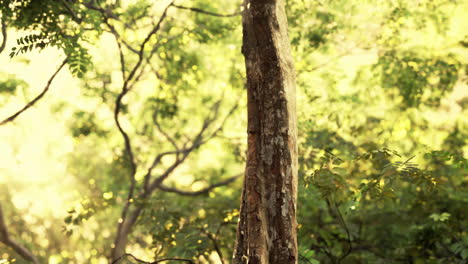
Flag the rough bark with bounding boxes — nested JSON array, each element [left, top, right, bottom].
[[233, 0, 298, 263]]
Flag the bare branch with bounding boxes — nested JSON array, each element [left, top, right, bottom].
[[0, 18, 6, 54], [171, 4, 241, 17], [112, 253, 194, 264], [0, 204, 40, 264], [157, 173, 241, 196], [0, 58, 68, 126]]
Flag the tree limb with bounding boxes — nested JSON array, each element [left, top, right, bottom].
[[157, 173, 241, 196], [171, 4, 241, 17], [0, 204, 40, 264], [111, 3, 174, 259], [0, 58, 68, 126]]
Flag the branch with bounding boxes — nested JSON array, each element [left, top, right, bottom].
[[111, 50, 138, 264], [157, 173, 241, 196], [125, 0, 174, 87], [59, 0, 83, 23], [152, 111, 179, 150], [146, 104, 221, 193], [0, 58, 68, 126], [82, 1, 120, 20], [111, 253, 193, 264], [0, 204, 40, 264], [200, 227, 225, 264], [111, 3, 174, 259], [143, 148, 187, 192], [144, 98, 238, 194], [171, 4, 241, 17], [326, 196, 352, 262], [0, 18, 6, 54]]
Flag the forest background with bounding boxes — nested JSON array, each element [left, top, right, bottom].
[[0, 0, 467, 263]]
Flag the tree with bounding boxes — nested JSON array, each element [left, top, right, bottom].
[[233, 0, 298, 263], [0, 0, 466, 263], [0, 1, 244, 263]]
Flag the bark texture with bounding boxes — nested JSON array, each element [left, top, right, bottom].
[[233, 0, 298, 263]]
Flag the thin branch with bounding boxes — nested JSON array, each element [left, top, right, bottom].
[[103, 19, 139, 55], [143, 149, 184, 192], [110, 3, 173, 259], [171, 4, 241, 17], [143, 100, 221, 193], [145, 98, 238, 194], [59, 0, 83, 23], [0, 18, 6, 54], [152, 113, 179, 151], [0, 58, 68, 126], [200, 227, 225, 264], [82, 1, 120, 20], [205, 98, 239, 140], [111, 54, 138, 264], [146, 146, 195, 194], [0, 204, 40, 264], [105, 20, 126, 80], [332, 196, 352, 262], [125, 1, 174, 87], [112, 253, 194, 264], [157, 173, 241, 196]]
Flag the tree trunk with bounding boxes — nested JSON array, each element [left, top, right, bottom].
[[233, 0, 298, 263]]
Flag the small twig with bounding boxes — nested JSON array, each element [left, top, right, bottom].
[[171, 4, 241, 17], [0, 204, 40, 264], [157, 173, 241, 196], [401, 155, 416, 166], [0, 18, 7, 54], [112, 253, 194, 264], [0, 58, 68, 126]]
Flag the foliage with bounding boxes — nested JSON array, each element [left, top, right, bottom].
[[376, 50, 460, 108], [299, 149, 467, 263]]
